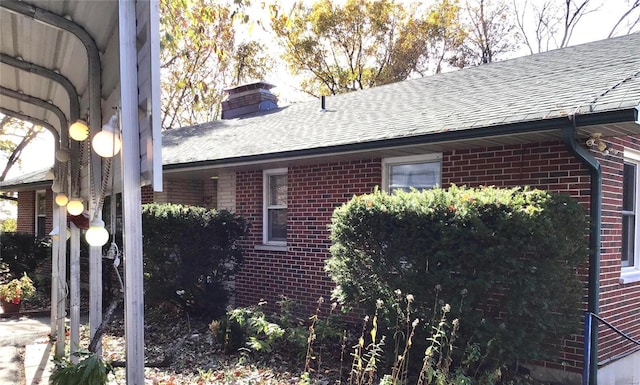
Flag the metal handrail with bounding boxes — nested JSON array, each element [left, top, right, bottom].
[[583, 311, 640, 385]]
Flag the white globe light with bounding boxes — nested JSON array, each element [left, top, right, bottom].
[[66, 198, 84, 216], [69, 120, 89, 141], [56, 148, 70, 162], [51, 181, 62, 193], [55, 193, 69, 206], [92, 130, 121, 158], [86, 219, 109, 247]]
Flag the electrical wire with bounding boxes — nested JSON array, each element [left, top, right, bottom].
[[107, 107, 124, 292]]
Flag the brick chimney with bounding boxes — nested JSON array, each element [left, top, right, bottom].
[[221, 81, 278, 119]]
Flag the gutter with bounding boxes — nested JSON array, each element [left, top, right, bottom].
[[0, 194, 17, 202], [563, 118, 601, 385], [0, 180, 54, 193], [163, 109, 637, 171]]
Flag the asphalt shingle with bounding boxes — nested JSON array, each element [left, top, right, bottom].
[[118, 33, 640, 167], [0, 168, 51, 188]]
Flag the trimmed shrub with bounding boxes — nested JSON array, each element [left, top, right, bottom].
[[142, 204, 246, 318], [326, 185, 588, 373], [0, 232, 51, 282]]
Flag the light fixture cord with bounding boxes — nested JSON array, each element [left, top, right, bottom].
[[111, 108, 121, 240], [109, 120, 117, 240], [62, 160, 68, 197], [96, 157, 112, 216], [108, 114, 122, 292], [89, 137, 95, 211], [76, 141, 83, 199], [94, 110, 120, 218]]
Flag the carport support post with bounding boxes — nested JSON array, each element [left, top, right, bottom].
[[55, 205, 67, 358], [69, 223, 81, 363], [49, 205, 60, 341], [119, 1, 145, 383], [50, 208, 59, 352]]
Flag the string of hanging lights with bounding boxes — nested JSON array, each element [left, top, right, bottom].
[[52, 110, 122, 247]]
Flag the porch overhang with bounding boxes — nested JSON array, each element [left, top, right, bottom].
[[1, 1, 162, 383]]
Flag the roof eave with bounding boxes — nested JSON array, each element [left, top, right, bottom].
[[0, 180, 52, 192], [164, 107, 640, 172]]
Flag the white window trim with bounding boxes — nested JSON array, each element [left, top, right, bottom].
[[621, 148, 640, 284], [35, 190, 46, 236], [263, 168, 287, 246], [381, 153, 443, 193]]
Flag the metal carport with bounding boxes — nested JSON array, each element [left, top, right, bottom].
[[0, 1, 162, 383]]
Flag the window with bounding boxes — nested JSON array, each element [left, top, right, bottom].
[[622, 149, 640, 283], [35, 190, 46, 238], [263, 168, 287, 245], [382, 154, 442, 192]]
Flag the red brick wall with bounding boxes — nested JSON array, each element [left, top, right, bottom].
[[595, 137, 640, 365], [441, 141, 590, 205], [234, 159, 382, 315], [44, 190, 53, 236], [141, 185, 154, 204], [164, 178, 205, 206], [16, 191, 35, 233]]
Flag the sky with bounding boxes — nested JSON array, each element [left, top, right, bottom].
[[5, 0, 640, 180], [254, 0, 640, 104]]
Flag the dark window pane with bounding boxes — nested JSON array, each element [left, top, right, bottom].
[[622, 214, 635, 267], [623, 163, 636, 211], [269, 175, 287, 206], [36, 193, 46, 214], [268, 209, 287, 241], [36, 217, 46, 239]]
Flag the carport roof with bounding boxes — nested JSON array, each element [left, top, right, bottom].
[[1, 0, 162, 194], [0, 1, 118, 136]]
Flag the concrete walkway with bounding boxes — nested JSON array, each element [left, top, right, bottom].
[[0, 313, 52, 385], [23, 340, 53, 385]]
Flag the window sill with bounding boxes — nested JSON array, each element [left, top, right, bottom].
[[619, 270, 640, 284], [254, 244, 288, 252]]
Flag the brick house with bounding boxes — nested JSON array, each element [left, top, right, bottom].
[[2, 33, 640, 383], [1, 169, 54, 236]]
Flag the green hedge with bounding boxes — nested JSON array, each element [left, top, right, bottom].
[[326, 185, 588, 372], [0, 232, 50, 282], [142, 204, 247, 317]]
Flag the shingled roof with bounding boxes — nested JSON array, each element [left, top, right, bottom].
[[0, 167, 52, 191], [163, 33, 640, 170]]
